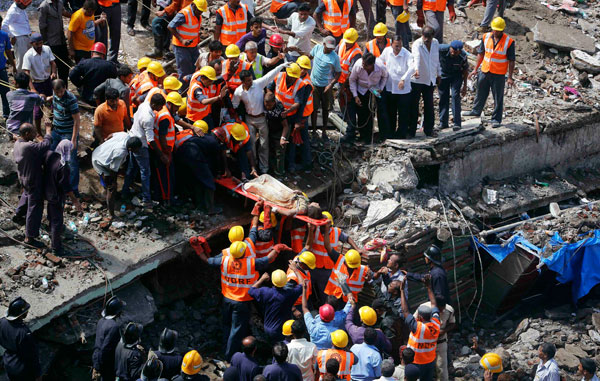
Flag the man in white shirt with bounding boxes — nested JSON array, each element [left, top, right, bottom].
[[232, 62, 287, 174], [286, 319, 318, 381], [379, 36, 414, 139], [2, 0, 32, 71], [277, 4, 316, 59], [409, 26, 440, 138], [534, 343, 560, 381]]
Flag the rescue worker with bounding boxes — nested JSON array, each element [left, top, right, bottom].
[[211, 121, 258, 180], [264, 34, 287, 75], [289, 56, 314, 174], [168, 0, 207, 90], [287, 250, 316, 316], [400, 275, 441, 381], [314, 0, 356, 42], [139, 357, 169, 381], [0, 297, 41, 381], [406, 244, 451, 305], [316, 330, 357, 381], [282, 320, 294, 343], [365, 23, 390, 58], [345, 303, 392, 355], [68, 42, 118, 105], [336, 28, 362, 144], [464, 17, 515, 128], [223, 44, 253, 92], [155, 328, 183, 380], [130, 57, 151, 104], [187, 66, 228, 129], [252, 204, 277, 258], [144, 76, 181, 105], [115, 322, 145, 381], [195, 237, 290, 360], [416, 0, 456, 43], [92, 296, 125, 381], [376, 0, 411, 48], [135, 61, 166, 105], [150, 92, 181, 204], [215, 0, 252, 46], [172, 350, 210, 381]]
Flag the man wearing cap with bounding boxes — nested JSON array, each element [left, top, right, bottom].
[[405, 245, 451, 305], [302, 286, 352, 349], [438, 40, 468, 131], [0, 297, 41, 381], [92, 296, 124, 381], [337, 28, 362, 145], [69, 42, 117, 105], [2, 0, 32, 71], [346, 300, 392, 355], [464, 17, 515, 128]]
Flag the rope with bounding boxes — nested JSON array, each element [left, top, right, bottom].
[[53, 54, 73, 71], [439, 196, 462, 324]]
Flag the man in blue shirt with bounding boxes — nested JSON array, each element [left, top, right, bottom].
[[0, 15, 16, 120], [308, 36, 341, 139], [350, 328, 382, 381], [438, 40, 468, 131], [262, 342, 303, 381], [230, 336, 261, 381], [405, 245, 451, 305]]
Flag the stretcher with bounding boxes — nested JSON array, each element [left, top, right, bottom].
[[215, 177, 329, 226]]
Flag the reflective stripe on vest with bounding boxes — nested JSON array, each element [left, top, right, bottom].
[[187, 80, 217, 121], [301, 75, 314, 117], [98, 0, 119, 7], [135, 76, 158, 99], [324, 255, 367, 301], [287, 264, 311, 305], [223, 122, 250, 152], [317, 349, 353, 380], [270, 0, 291, 13], [366, 38, 390, 58], [407, 318, 441, 364], [241, 53, 265, 78], [423, 0, 446, 12], [253, 228, 272, 257], [339, 42, 362, 84], [144, 87, 166, 104], [175, 129, 194, 148], [274, 72, 304, 116], [217, 3, 249, 46], [172, 5, 201, 47], [153, 106, 176, 150], [322, 0, 353, 37], [220, 255, 258, 301], [290, 226, 306, 253], [481, 32, 513, 75], [225, 59, 253, 90], [130, 71, 149, 95], [311, 227, 341, 269]]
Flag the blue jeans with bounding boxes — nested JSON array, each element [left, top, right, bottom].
[[287, 119, 312, 171], [417, 361, 435, 381], [438, 76, 463, 127], [0, 68, 9, 119], [151, 14, 171, 51], [273, 1, 300, 18], [391, 6, 412, 48], [222, 298, 250, 361], [51, 130, 79, 194], [122, 146, 151, 202], [173, 45, 200, 90]]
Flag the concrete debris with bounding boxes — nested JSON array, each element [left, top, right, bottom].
[[555, 348, 580, 371], [570, 50, 600, 74], [362, 199, 401, 228], [519, 328, 541, 344], [365, 155, 418, 193], [532, 21, 597, 54]]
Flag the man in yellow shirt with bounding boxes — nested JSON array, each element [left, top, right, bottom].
[[67, 0, 105, 63]]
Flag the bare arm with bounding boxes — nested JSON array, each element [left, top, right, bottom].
[[72, 113, 80, 148], [214, 24, 222, 42], [301, 278, 310, 314], [252, 272, 270, 288], [400, 279, 411, 318]]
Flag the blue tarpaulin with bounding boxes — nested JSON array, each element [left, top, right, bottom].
[[476, 230, 600, 302]]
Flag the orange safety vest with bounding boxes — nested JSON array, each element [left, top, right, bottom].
[[187, 80, 219, 121], [222, 237, 257, 258], [322, 0, 353, 38], [317, 349, 354, 380], [338, 42, 362, 84], [324, 255, 368, 301], [224, 59, 253, 91], [270, 0, 292, 13], [174, 129, 194, 149], [221, 121, 250, 153], [130, 71, 149, 96], [311, 227, 342, 269], [145, 87, 167, 104], [216, 3, 249, 46], [286, 264, 311, 305], [254, 227, 274, 258], [407, 317, 441, 364], [481, 32, 513, 76], [135, 76, 158, 99], [290, 225, 306, 253], [274, 72, 304, 117], [172, 5, 201, 47], [366, 38, 391, 58], [301, 74, 314, 117], [423, 0, 446, 11], [220, 255, 259, 302], [152, 106, 176, 151], [97, 0, 119, 7], [389, 0, 409, 6]]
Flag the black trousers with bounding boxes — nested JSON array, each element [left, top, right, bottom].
[[355, 92, 374, 143], [47, 200, 64, 251], [409, 82, 435, 137], [383, 91, 412, 139], [127, 0, 151, 28], [49, 45, 72, 84]]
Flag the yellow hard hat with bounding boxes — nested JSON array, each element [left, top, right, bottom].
[[344, 249, 361, 268], [164, 76, 183, 91], [331, 330, 348, 348], [322, 211, 333, 224], [199, 66, 217, 81], [373, 22, 388, 36], [225, 44, 241, 58], [231, 123, 248, 141], [491, 17, 506, 31], [181, 350, 203, 375], [166, 91, 183, 107], [193, 120, 209, 134], [259, 211, 278, 227], [282, 319, 294, 336], [359, 306, 377, 326], [193, 0, 207, 12], [272, 269, 287, 288], [298, 251, 316, 270], [137, 57, 151, 70], [396, 11, 410, 23], [480, 353, 503, 373], [228, 225, 244, 242], [343, 28, 359, 44], [230, 241, 247, 259], [147, 61, 166, 77], [179, 97, 187, 113], [286, 63, 301, 79], [296, 55, 311, 70]]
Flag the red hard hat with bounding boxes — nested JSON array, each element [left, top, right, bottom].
[[269, 34, 284, 48], [319, 304, 335, 323], [91, 42, 107, 55]]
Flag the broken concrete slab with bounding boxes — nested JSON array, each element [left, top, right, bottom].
[[370, 156, 418, 193], [532, 21, 596, 54], [571, 50, 600, 74], [555, 347, 580, 371], [362, 199, 401, 228]]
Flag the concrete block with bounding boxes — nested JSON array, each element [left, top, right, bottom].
[[532, 21, 596, 54]]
